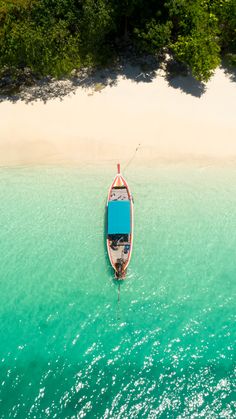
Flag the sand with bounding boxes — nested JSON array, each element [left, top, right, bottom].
[[0, 67, 235, 166]]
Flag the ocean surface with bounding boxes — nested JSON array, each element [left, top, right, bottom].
[[0, 164, 235, 418]]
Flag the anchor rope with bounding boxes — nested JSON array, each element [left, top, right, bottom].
[[117, 283, 121, 321], [123, 143, 141, 173], [118, 283, 120, 302]]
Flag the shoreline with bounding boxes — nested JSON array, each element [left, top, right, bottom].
[[1, 154, 236, 170], [0, 66, 235, 167]]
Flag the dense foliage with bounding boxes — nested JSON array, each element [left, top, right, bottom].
[[0, 0, 235, 81]]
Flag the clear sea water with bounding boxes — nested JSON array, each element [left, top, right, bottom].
[[0, 164, 235, 418]]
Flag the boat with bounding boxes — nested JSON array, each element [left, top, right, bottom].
[[106, 163, 133, 279]]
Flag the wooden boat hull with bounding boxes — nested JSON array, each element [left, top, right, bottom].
[[106, 164, 133, 279]]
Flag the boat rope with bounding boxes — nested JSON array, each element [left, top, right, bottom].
[[118, 283, 120, 302], [117, 283, 121, 320], [123, 143, 141, 173]]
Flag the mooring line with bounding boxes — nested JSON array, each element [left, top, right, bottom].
[[117, 283, 121, 321], [118, 283, 120, 302], [123, 143, 141, 173]]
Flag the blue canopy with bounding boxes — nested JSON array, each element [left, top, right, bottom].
[[107, 201, 131, 234]]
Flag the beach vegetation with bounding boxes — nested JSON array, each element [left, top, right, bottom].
[[0, 0, 235, 84], [134, 20, 173, 55]]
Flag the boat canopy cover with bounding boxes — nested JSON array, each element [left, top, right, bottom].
[[108, 201, 131, 234]]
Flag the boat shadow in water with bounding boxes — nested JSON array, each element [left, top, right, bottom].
[[103, 201, 115, 279]]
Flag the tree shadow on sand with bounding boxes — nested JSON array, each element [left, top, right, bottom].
[[221, 57, 236, 83], [165, 59, 207, 97], [0, 56, 161, 104], [2, 54, 235, 103]]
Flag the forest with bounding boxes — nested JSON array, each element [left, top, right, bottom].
[[0, 0, 235, 83]]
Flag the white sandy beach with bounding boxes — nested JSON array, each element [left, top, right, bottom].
[[0, 67, 235, 166]]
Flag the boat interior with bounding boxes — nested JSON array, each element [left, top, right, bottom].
[[110, 187, 128, 201], [108, 234, 130, 265]]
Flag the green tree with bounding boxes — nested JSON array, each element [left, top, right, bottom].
[[211, 0, 236, 53], [0, 0, 235, 82], [166, 0, 221, 81], [171, 30, 220, 81], [0, 0, 81, 76], [134, 20, 172, 54], [114, 0, 143, 39], [81, 0, 114, 63]]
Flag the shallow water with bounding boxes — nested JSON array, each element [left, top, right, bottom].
[[0, 165, 235, 418]]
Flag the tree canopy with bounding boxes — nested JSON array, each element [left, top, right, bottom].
[[0, 0, 235, 81]]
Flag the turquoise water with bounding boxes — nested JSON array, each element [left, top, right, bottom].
[[0, 165, 235, 418]]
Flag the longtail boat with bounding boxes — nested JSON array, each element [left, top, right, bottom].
[[106, 163, 133, 279]]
